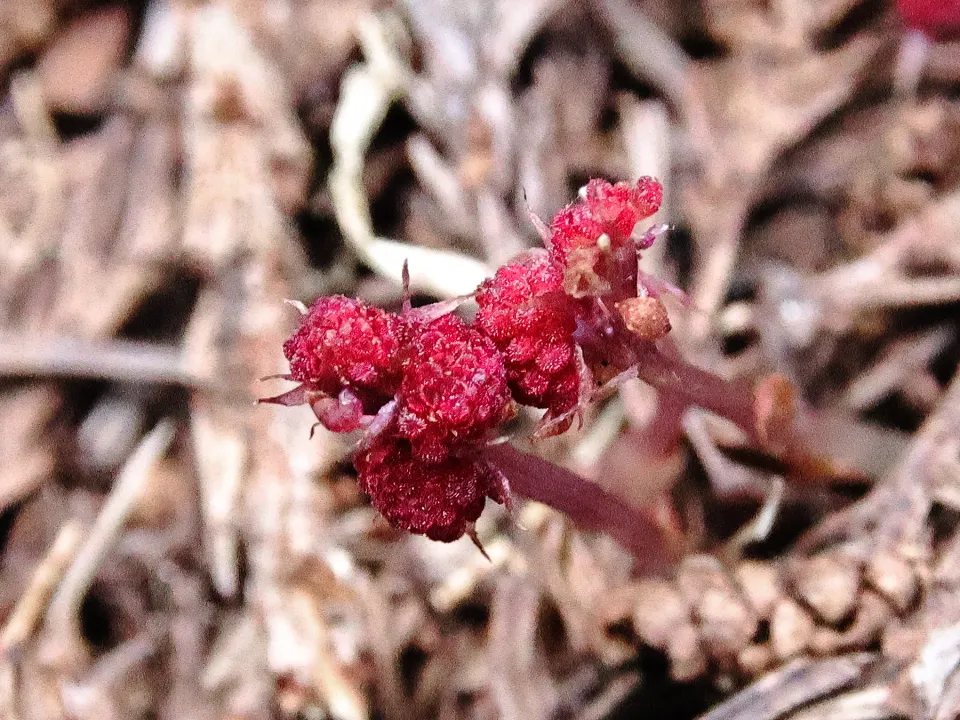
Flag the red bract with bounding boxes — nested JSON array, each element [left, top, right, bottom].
[[396, 314, 514, 462], [355, 437, 507, 542], [475, 252, 580, 422], [283, 295, 406, 399], [897, 0, 960, 39]]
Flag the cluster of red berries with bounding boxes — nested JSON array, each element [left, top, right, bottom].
[[265, 177, 668, 542]]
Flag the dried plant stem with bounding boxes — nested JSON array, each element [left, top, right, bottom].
[[799, 371, 960, 555], [0, 520, 83, 653], [0, 333, 203, 387], [329, 13, 490, 298], [41, 420, 175, 670], [698, 654, 876, 720]]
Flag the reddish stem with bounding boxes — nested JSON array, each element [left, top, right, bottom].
[[632, 342, 758, 438], [484, 443, 675, 572]]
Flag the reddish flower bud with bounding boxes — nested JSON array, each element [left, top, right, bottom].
[[583, 176, 663, 239], [475, 253, 581, 420], [355, 437, 507, 542], [616, 296, 672, 341], [547, 178, 663, 299], [282, 295, 407, 400], [548, 203, 607, 267], [396, 314, 514, 462], [548, 178, 662, 264]]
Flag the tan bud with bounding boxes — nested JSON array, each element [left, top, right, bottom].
[[616, 296, 671, 340]]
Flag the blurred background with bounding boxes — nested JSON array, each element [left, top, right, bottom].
[[3, 0, 960, 718]]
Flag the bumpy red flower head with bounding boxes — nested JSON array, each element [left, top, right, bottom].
[[549, 177, 662, 266], [396, 314, 514, 462], [547, 177, 662, 299], [355, 436, 506, 542], [475, 252, 580, 423], [585, 177, 662, 239], [283, 295, 407, 399]]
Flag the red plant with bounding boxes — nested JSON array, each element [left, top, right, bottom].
[[264, 177, 775, 554], [896, 0, 960, 39], [396, 313, 514, 463], [474, 252, 580, 429]]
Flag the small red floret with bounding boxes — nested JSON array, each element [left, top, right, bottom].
[[396, 314, 514, 462], [584, 176, 662, 237], [548, 203, 607, 266], [475, 253, 580, 419], [355, 437, 506, 542], [548, 177, 662, 267], [282, 296, 407, 399]]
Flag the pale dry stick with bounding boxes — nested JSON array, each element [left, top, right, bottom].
[[0, 332, 205, 388], [488, 575, 553, 720], [134, 0, 188, 79], [841, 327, 954, 412], [683, 36, 879, 344], [406, 134, 472, 236], [787, 685, 894, 720], [2, 72, 65, 286], [0, 521, 83, 653], [682, 409, 771, 498], [722, 477, 786, 562], [40, 420, 176, 671], [619, 96, 671, 224], [61, 625, 163, 718], [0, 388, 58, 514], [698, 654, 877, 720], [812, 189, 960, 315], [8, 71, 59, 148], [329, 13, 490, 298], [0, 658, 14, 720], [849, 276, 960, 312], [485, 0, 566, 80], [909, 623, 960, 720], [591, 0, 696, 135], [570, 398, 628, 476]]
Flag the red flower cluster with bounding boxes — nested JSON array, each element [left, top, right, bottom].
[[264, 177, 668, 542]]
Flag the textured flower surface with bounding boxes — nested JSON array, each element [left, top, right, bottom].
[[283, 295, 407, 399], [548, 177, 662, 267], [397, 314, 514, 462], [475, 252, 580, 419], [355, 437, 506, 542], [583, 176, 663, 240]]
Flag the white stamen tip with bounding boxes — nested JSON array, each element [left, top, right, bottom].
[[283, 299, 309, 315]]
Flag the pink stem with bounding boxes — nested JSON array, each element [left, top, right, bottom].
[[632, 342, 758, 437], [484, 444, 674, 572]]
